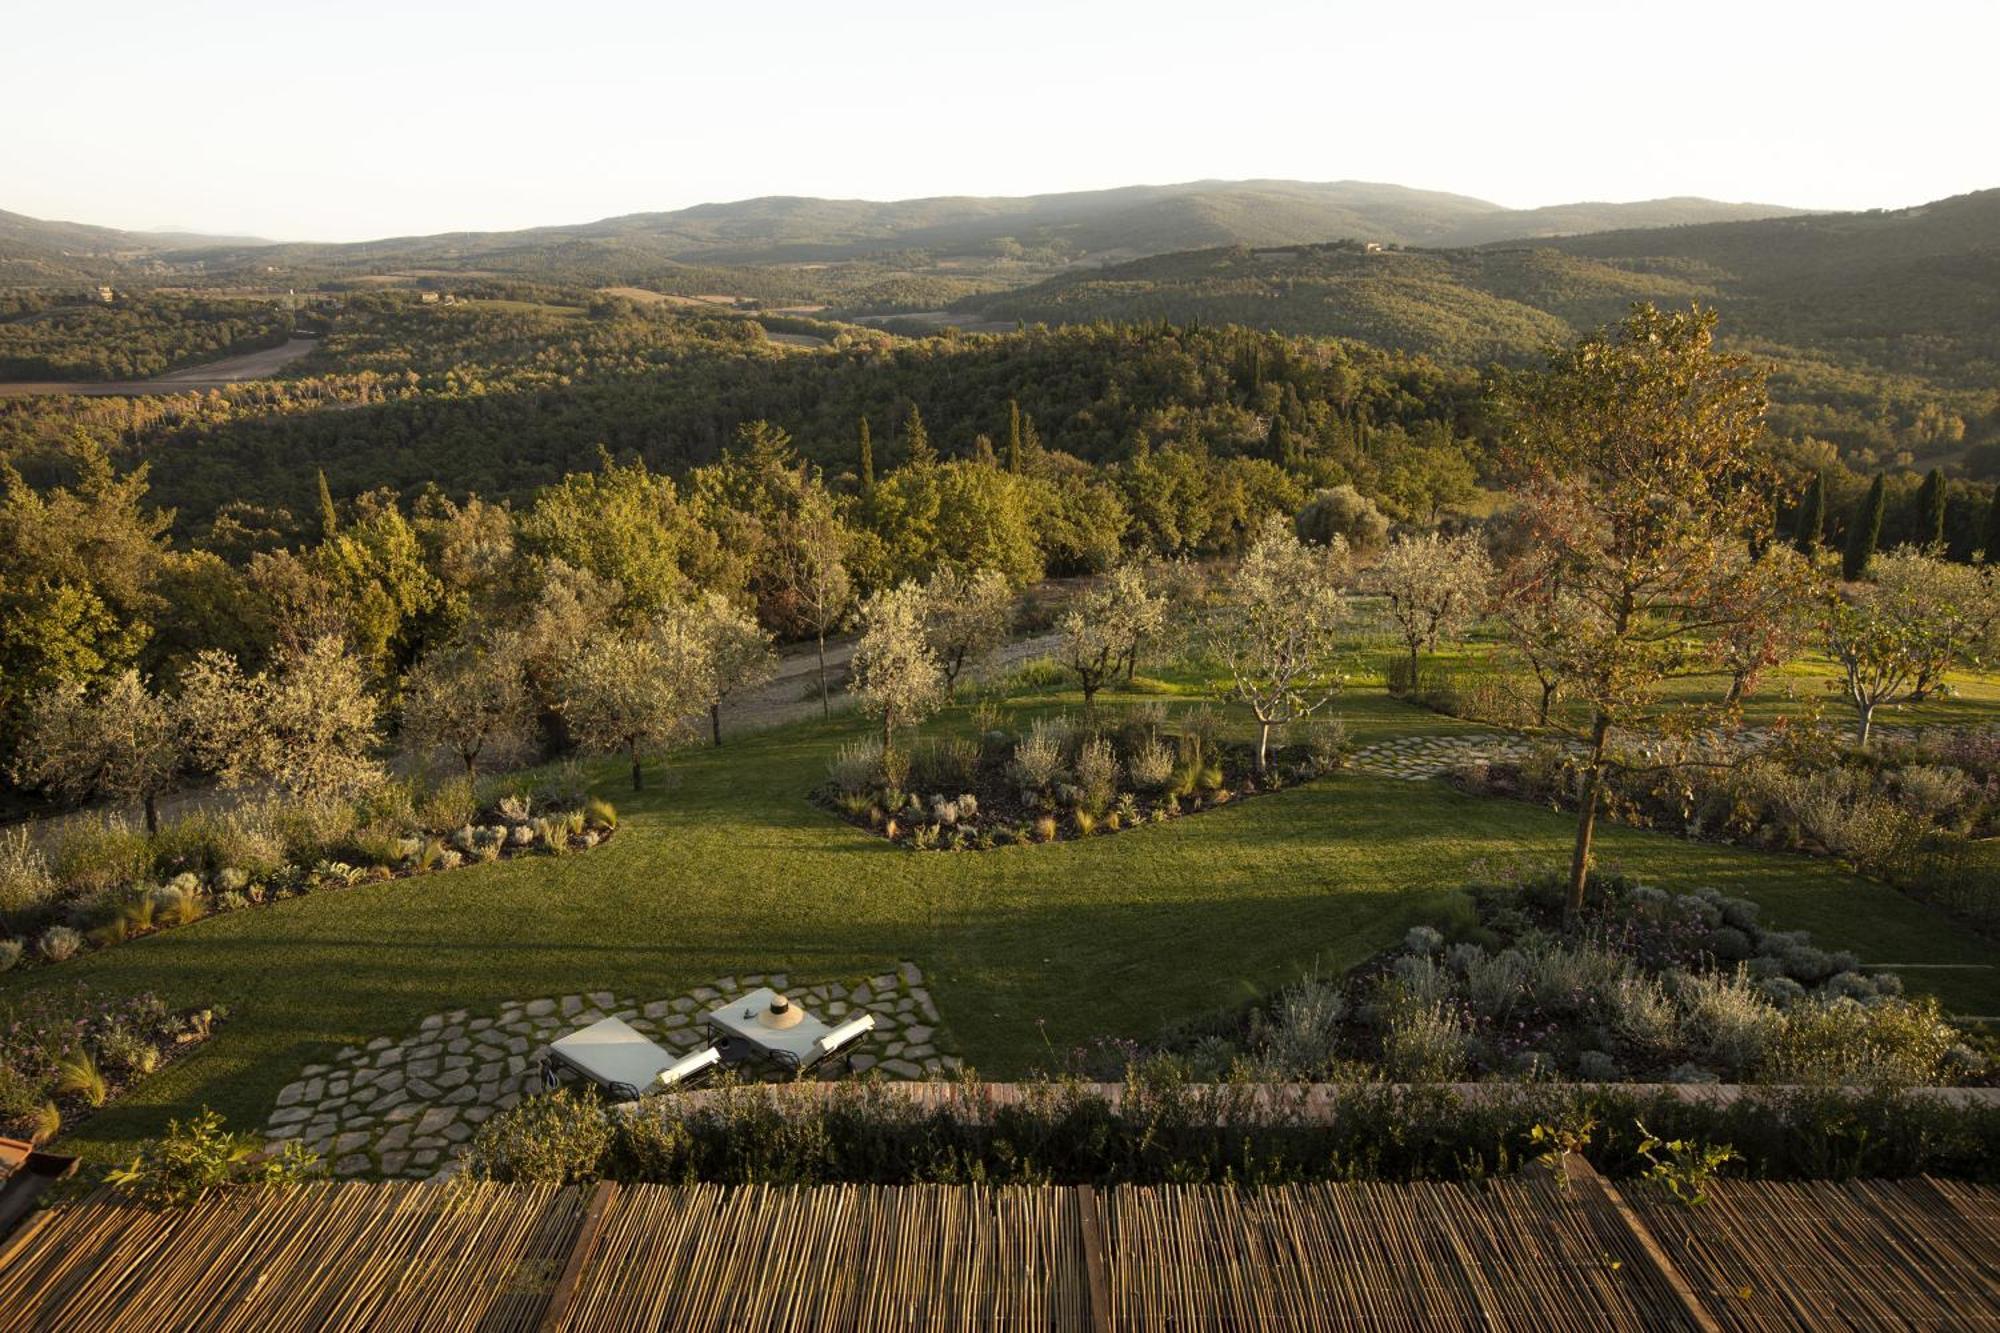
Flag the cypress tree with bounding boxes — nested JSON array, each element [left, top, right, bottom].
[[1916, 467, 1948, 549], [1844, 473, 1885, 579], [1792, 473, 1824, 555], [857, 416, 874, 496], [903, 403, 934, 468], [1984, 485, 2000, 564], [1006, 399, 1022, 474], [316, 469, 339, 539]]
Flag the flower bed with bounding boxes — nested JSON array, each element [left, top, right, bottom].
[[1448, 725, 2000, 932], [1125, 870, 1991, 1088], [815, 705, 1349, 850], [0, 984, 227, 1145], [0, 783, 617, 975]]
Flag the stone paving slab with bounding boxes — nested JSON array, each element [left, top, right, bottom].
[[1347, 723, 1932, 782], [260, 962, 961, 1181]]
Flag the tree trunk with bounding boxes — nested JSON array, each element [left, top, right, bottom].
[[1856, 701, 1874, 749], [1537, 680, 1557, 727], [630, 744, 644, 792], [711, 703, 723, 747], [1406, 643, 1421, 690], [463, 752, 478, 779], [1723, 673, 1746, 707], [816, 631, 829, 718], [143, 792, 159, 837], [1125, 645, 1138, 684], [1255, 721, 1271, 773], [1565, 713, 1612, 915]]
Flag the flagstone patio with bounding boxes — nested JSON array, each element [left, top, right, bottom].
[[260, 961, 959, 1179]]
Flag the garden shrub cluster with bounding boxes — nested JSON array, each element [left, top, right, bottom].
[[458, 1069, 2000, 1188], [1452, 726, 2000, 931], [1138, 871, 1985, 1088], [0, 983, 226, 1145], [0, 769, 616, 973], [818, 704, 1348, 849]]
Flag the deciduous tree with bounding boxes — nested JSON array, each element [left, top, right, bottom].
[[1500, 305, 1800, 913], [774, 487, 853, 717]]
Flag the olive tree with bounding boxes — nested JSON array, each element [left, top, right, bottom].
[[1215, 515, 1351, 772], [850, 582, 945, 761], [1056, 562, 1167, 714], [11, 669, 184, 833], [1869, 546, 1997, 702], [1373, 531, 1492, 680], [1502, 305, 1803, 913], [401, 630, 533, 777], [179, 636, 384, 801], [556, 606, 714, 791], [693, 592, 777, 746], [922, 566, 1014, 695], [1825, 547, 1996, 745]]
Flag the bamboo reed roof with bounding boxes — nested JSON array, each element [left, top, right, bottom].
[[0, 1173, 1994, 1331]]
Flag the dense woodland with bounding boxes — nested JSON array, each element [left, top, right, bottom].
[[0, 297, 1490, 543], [0, 292, 294, 380]]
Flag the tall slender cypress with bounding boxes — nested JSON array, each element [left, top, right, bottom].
[[316, 469, 339, 539], [903, 403, 934, 468], [1844, 473, 1886, 579], [1006, 399, 1022, 474], [1916, 467, 1948, 549], [1792, 473, 1824, 555], [857, 416, 874, 496]]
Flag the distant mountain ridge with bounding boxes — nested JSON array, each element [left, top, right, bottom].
[[0, 181, 1809, 282], [951, 189, 2000, 408]]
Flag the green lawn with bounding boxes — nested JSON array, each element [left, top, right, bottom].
[[6, 680, 1996, 1167]]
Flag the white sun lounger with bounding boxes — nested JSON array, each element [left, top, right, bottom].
[[807, 1013, 878, 1072], [541, 1015, 719, 1101]]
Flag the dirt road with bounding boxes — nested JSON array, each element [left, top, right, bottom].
[[0, 336, 321, 397], [716, 629, 1063, 735]]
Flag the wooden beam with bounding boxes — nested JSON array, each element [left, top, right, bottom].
[[537, 1180, 618, 1333], [1561, 1153, 1722, 1333], [1075, 1185, 1113, 1333]]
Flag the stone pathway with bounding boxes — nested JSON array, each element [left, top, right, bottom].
[[1349, 733, 1543, 780], [262, 962, 959, 1180], [1348, 723, 1936, 781]]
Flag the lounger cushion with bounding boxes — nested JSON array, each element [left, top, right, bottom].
[[548, 1016, 675, 1091], [658, 1044, 721, 1088]]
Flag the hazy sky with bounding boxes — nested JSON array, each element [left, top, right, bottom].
[[8, 0, 1995, 242]]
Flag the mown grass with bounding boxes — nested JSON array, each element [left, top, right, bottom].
[[5, 677, 1995, 1167]]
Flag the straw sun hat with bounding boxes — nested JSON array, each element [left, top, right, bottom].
[[756, 994, 806, 1030]]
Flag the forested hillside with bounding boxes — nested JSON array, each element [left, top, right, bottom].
[[0, 297, 1486, 545], [955, 192, 2000, 470], [0, 292, 295, 380]]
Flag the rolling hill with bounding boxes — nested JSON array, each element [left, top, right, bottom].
[[0, 182, 1806, 288], [954, 190, 2000, 385]]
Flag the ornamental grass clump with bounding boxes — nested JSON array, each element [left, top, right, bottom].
[[38, 925, 81, 962], [1074, 737, 1119, 816], [1010, 723, 1065, 794]]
